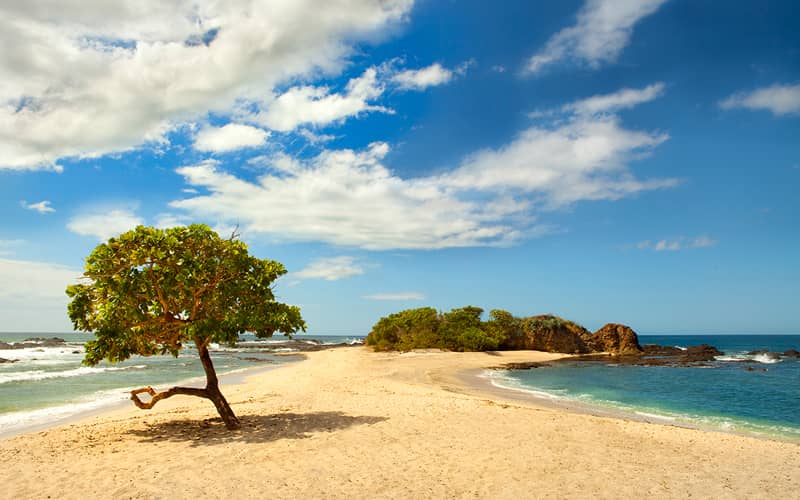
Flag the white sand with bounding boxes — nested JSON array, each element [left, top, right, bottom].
[[1, 347, 797, 499]]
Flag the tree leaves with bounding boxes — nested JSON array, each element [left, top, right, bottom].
[[67, 224, 306, 366]]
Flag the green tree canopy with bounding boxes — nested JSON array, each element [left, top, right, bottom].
[[66, 224, 305, 429], [365, 306, 508, 352]]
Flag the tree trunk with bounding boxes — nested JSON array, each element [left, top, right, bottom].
[[129, 340, 241, 430], [197, 341, 241, 430]]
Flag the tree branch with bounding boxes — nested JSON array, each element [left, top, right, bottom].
[[130, 386, 209, 409], [147, 260, 171, 318]]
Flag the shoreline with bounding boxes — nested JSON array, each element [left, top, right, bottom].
[[1, 347, 798, 498], [458, 365, 800, 444], [0, 353, 305, 440]]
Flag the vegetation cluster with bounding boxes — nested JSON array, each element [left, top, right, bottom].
[[365, 306, 583, 352]]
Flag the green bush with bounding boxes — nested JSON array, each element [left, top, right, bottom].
[[366, 305, 512, 352]]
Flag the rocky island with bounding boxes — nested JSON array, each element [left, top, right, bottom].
[[365, 306, 799, 368]]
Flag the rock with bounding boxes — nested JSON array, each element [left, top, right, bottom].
[[0, 337, 68, 350], [782, 349, 800, 358], [497, 362, 551, 370], [23, 337, 66, 347], [642, 344, 684, 356], [582, 323, 643, 355], [235, 357, 276, 363], [502, 315, 591, 354], [747, 350, 781, 360], [580, 342, 725, 368], [0, 357, 18, 363], [680, 344, 724, 362]]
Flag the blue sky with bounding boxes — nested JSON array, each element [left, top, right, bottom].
[[1, 0, 798, 334]]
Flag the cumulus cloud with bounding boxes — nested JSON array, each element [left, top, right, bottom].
[[171, 145, 526, 250], [169, 84, 675, 250], [564, 83, 666, 115], [392, 63, 454, 90], [0, 0, 413, 170], [154, 212, 192, 229], [637, 236, 716, 252], [443, 106, 675, 207], [67, 208, 144, 241], [524, 0, 668, 74], [0, 239, 25, 256], [248, 68, 390, 132], [363, 292, 425, 300], [193, 124, 270, 152], [391, 61, 474, 91], [719, 83, 800, 116], [21, 200, 56, 214], [294, 256, 365, 281], [0, 258, 82, 331]]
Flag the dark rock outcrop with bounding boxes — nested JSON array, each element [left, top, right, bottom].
[[0, 357, 18, 363], [502, 315, 591, 354], [497, 361, 552, 370], [642, 344, 685, 356], [782, 349, 800, 358], [582, 323, 643, 355], [0, 337, 68, 350], [682, 344, 724, 362], [23, 337, 66, 347]]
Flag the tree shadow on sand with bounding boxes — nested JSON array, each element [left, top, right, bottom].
[[125, 411, 387, 446]]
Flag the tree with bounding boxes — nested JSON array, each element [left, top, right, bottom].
[[66, 224, 305, 430]]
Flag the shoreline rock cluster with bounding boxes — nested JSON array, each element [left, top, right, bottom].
[[0, 337, 68, 350], [502, 321, 800, 369], [503, 318, 643, 356]]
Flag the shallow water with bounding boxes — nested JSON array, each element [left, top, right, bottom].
[[490, 335, 800, 440], [0, 332, 363, 436]]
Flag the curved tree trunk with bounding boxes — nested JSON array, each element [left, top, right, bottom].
[[197, 342, 241, 430], [129, 340, 241, 430]]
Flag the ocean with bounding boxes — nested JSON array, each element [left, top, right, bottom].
[[486, 335, 800, 441], [0, 332, 363, 438]]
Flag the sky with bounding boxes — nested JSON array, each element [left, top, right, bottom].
[[1, 0, 798, 334]]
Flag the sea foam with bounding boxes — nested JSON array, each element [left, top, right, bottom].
[[0, 365, 146, 385]]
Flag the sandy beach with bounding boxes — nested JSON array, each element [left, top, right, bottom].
[[1, 346, 798, 499]]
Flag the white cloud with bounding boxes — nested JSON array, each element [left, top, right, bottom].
[[363, 292, 425, 301], [443, 116, 674, 208], [67, 208, 144, 241], [171, 145, 527, 250], [298, 128, 337, 145], [294, 256, 365, 281], [169, 86, 675, 249], [0, 239, 25, 256], [0, 258, 82, 331], [719, 83, 800, 116], [638, 235, 717, 252], [21, 200, 56, 214], [194, 124, 270, 152], [154, 212, 191, 229], [247, 68, 390, 132], [565, 83, 665, 115], [524, 0, 668, 75], [0, 0, 413, 170], [392, 63, 454, 90]]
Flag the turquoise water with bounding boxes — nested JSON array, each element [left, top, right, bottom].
[[0, 332, 363, 437], [489, 335, 800, 440]]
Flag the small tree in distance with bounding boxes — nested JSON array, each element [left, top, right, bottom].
[[66, 224, 305, 430]]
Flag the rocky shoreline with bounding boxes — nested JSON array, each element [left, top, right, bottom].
[[499, 321, 800, 369], [0, 336, 361, 364]]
